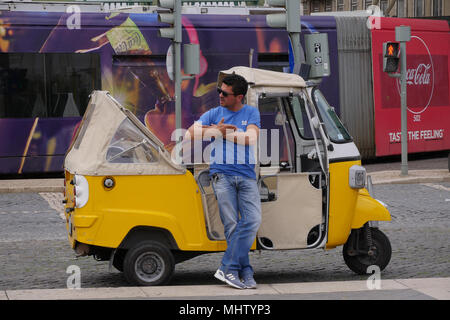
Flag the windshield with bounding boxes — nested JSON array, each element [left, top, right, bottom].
[[106, 118, 160, 163], [312, 89, 352, 143]]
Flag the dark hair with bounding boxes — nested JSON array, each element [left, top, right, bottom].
[[222, 74, 248, 97]]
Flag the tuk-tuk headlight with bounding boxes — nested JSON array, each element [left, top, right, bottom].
[[74, 174, 89, 208], [349, 165, 366, 189]]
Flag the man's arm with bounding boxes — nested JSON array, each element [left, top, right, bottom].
[[184, 118, 237, 141], [223, 124, 259, 146]]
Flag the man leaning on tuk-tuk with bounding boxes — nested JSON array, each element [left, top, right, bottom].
[[185, 74, 261, 289]]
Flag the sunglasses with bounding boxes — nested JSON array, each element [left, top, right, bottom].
[[217, 88, 236, 97]]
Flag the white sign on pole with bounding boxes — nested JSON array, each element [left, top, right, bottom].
[[166, 44, 174, 81]]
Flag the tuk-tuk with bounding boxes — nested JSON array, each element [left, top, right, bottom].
[[64, 67, 391, 286]]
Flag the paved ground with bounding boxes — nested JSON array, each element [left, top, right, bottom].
[[0, 182, 448, 298]]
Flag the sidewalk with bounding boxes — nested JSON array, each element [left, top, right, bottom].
[[0, 178, 63, 193], [1, 277, 449, 300], [368, 169, 450, 185]]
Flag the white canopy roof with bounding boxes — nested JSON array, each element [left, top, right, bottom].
[[218, 66, 307, 106], [218, 66, 307, 89], [64, 91, 185, 176]]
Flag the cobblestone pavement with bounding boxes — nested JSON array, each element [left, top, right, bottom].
[[0, 182, 448, 290]]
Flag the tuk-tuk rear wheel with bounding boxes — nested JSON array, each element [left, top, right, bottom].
[[123, 241, 175, 286], [343, 228, 391, 275]]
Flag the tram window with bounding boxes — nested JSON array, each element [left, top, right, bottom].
[[112, 55, 168, 118], [258, 96, 281, 114], [257, 53, 289, 72], [0, 53, 100, 118]]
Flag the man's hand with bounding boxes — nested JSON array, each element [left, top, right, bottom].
[[224, 124, 259, 146], [212, 118, 237, 136], [184, 117, 236, 141], [184, 118, 257, 146]]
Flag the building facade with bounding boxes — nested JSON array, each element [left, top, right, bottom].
[[301, 0, 449, 17]]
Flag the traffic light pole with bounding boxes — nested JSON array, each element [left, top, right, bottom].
[[386, 26, 410, 176], [157, 0, 183, 142], [174, 29, 182, 144], [399, 39, 408, 176], [289, 32, 304, 74], [396, 26, 411, 176], [266, 0, 303, 72]]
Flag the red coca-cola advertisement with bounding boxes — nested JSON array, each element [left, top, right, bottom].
[[371, 18, 450, 156]]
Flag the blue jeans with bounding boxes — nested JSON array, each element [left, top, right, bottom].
[[212, 173, 262, 276]]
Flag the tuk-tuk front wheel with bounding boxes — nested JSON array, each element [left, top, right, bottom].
[[123, 241, 175, 286], [343, 227, 392, 275]]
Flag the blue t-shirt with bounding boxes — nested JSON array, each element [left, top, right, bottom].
[[197, 105, 260, 180]]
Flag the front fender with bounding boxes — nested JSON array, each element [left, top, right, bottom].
[[351, 189, 391, 229]]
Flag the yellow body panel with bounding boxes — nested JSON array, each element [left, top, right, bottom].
[[351, 188, 391, 229], [326, 160, 391, 249], [65, 160, 390, 253], [326, 161, 360, 248], [65, 171, 228, 252]]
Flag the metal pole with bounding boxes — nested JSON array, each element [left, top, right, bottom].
[[400, 40, 408, 176], [174, 0, 182, 143], [289, 32, 305, 74], [286, 0, 303, 73], [396, 25, 410, 176], [174, 40, 182, 141]]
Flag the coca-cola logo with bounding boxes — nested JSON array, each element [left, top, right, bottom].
[[396, 36, 434, 115], [406, 63, 431, 85]]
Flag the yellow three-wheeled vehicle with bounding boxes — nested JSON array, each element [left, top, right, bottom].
[[64, 67, 391, 286]]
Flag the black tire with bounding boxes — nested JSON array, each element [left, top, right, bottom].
[[343, 228, 392, 275], [123, 241, 175, 286], [112, 249, 126, 272]]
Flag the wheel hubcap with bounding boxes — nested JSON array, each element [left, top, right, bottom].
[[358, 244, 379, 265], [135, 252, 165, 283]]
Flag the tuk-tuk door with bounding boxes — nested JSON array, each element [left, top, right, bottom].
[[256, 91, 329, 250]]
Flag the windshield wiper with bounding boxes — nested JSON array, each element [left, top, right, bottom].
[[108, 139, 147, 162]]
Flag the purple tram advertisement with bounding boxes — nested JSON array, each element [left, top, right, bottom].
[[0, 11, 339, 174]]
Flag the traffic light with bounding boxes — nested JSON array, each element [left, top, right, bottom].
[[383, 42, 400, 73], [157, 0, 181, 43], [266, 0, 301, 33]]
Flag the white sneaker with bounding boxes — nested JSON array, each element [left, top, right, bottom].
[[214, 269, 226, 282], [214, 269, 246, 289]]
